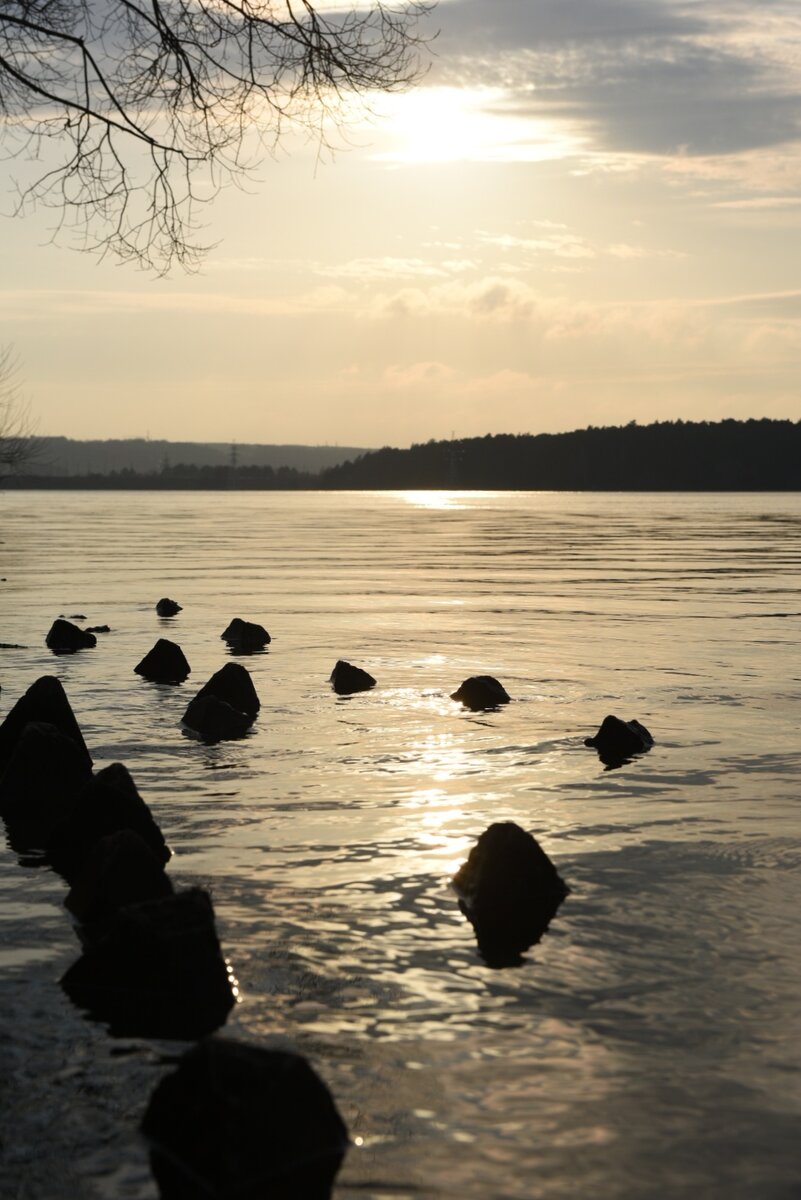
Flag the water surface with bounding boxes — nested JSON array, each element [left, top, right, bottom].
[[1, 490, 799, 1198]]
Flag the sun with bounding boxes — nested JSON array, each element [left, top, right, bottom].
[[369, 86, 583, 165]]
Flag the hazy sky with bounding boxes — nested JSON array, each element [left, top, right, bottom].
[[3, 0, 801, 447]]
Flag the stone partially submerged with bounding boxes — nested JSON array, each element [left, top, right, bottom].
[[156, 598, 182, 617], [0, 722, 93, 852], [584, 715, 654, 767], [0, 675, 92, 775], [46, 762, 170, 884], [182, 694, 254, 743], [64, 828, 174, 936], [142, 1039, 349, 1200], [135, 638, 191, 684], [45, 618, 97, 653], [330, 660, 376, 695], [450, 676, 510, 711], [453, 822, 569, 967], [192, 662, 260, 717], [60, 888, 236, 1039], [222, 618, 271, 651]]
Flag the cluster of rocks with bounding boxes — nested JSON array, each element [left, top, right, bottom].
[[0, 667, 349, 1198], [4, 594, 660, 1192]]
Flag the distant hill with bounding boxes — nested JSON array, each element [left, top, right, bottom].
[[7, 421, 801, 489], [24, 437, 367, 476], [320, 420, 801, 491]]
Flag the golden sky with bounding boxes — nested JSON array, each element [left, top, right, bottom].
[[3, 0, 801, 447]]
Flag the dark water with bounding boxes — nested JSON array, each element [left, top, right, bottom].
[[1, 490, 800, 1198]]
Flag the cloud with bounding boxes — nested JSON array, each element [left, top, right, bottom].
[[428, 0, 801, 162]]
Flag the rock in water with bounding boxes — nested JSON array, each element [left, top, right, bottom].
[[181, 694, 254, 742], [142, 1039, 349, 1200], [135, 638, 191, 684], [156, 598, 182, 617], [452, 822, 569, 967], [46, 762, 170, 884], [450, 676, 510, 710], [0, 675, 92, 774], [584, 715, 654, 767], [45, 618, 97, 652], [64, 828, 174, 935], [60, 888, 236, 1039], [329, 660, 376, 695], [221, 618, 271, 651], [0, 722, 93, 852], [190, 661, 260, 716]]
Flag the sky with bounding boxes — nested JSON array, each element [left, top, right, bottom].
[[2, 0, 801, 448]]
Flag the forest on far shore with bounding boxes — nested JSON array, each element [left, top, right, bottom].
[[4, 419, 801, 491]]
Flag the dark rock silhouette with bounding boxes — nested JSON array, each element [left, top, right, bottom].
[[64, 828, 173, 935], [0, 722, 93, 851], [182, 694, 254, 742], [222, 618, 271, 651], [450, 675, 510, 710], [452, 822, 569, 968], [156, 598, 182, 617], [0, 675, 92, 774], [60, 888, 236, 1039], [85, 624, 111, 634], [330, 660, 376, 695], [46, 762, 170, 884], [135, 638, 191, 684], [584, 715, 654, 767], [45, 618, 97, 652], [192, 662, 260, 717], [141, 1039, 349, 1200]]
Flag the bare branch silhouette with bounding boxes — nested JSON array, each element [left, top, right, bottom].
[[0, 0, 432, 271], [0, 347, 37, 474]]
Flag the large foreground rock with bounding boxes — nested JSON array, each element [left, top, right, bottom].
[[222, 618, 271, 651], [450, 675, 510, 710], [135, 638, 191, 684], [46, 762, 170, 884], [453, 822, 569, 967], [584, 715, 654, 767], [45, 619, 97, 652], [330, 660, 376, 695], [0, 722, 93, 851], [60, 888, 236, 1039], [0, 675, 92, 774], [142, 1039, 349, 1200]]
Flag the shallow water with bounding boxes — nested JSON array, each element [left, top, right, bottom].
[[1, 490, 800, 1199]]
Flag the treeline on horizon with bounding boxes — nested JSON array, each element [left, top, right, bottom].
[[5, 419, 801, 490]]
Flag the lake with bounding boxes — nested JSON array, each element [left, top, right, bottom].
[[1, 489, 800, 1199]]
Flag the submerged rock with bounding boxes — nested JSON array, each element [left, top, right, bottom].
[[45, 618, 97, 653], [0, 675, 92, 775], [64, 828, 174, 934], [60, 888, 236, 1039], [135, 638, 191, 684], [46, 762, 170, 884], [192, 662, 260, 718], [584, 715, 654, 767], [142, 1039, 349, 1200], [156, 598, 182, 617], [222, 618, 271, 651], [0, 721, 93, 852], [182, 694, 254, 742], [85, 624, 111, 634], [450, 676, 510, 711], [453, 822, 569, 967], [329, 660, 376, 695]]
